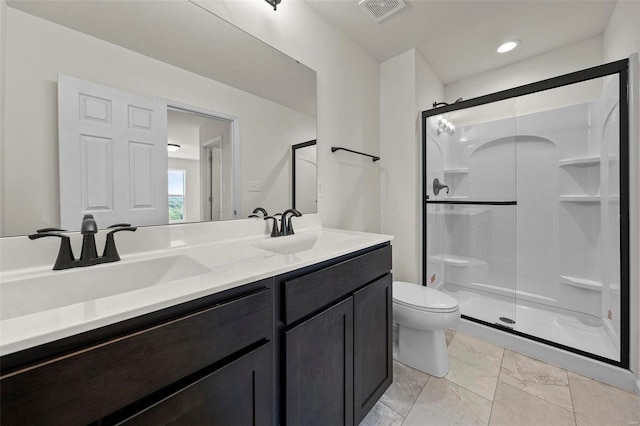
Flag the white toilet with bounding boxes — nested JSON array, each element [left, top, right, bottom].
[[393, 281, 460, 377]]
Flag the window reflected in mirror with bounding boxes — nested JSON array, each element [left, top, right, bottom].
[[168, 169, 186, 222]]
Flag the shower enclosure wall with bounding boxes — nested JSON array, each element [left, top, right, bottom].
[[422, 59, 631, 367]]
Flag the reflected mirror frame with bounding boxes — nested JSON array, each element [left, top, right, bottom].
[[291, 140, 317, 210], [420, 58, 631, 369]]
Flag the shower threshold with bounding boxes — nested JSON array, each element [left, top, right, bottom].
[[442, 284, 619, 361]]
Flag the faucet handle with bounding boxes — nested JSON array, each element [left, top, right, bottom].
[[102, 226, 137, 261], [264, 216, 281, 238], [36, 227, 67, 233], [108, 223, 131, 228], [281, 209, 302, 235], [28, 232, 75, 270], [107, 226, 137, 234], [286, 215, 301, 235]]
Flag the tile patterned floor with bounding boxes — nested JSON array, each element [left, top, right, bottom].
[[361, 330, 640, 426]]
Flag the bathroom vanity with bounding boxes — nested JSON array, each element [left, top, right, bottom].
[[0, 220, 392, 426]]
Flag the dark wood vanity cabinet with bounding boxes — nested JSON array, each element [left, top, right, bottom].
[[1, 243, 392, 426], [0, 281, 274, 426], [281, 244, 393, 426]]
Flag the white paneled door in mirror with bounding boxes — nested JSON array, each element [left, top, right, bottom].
[[58, 74, 168, 230]]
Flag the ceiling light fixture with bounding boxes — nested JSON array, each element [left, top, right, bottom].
[[497, 40, 520, 53], [167, 143, 181, 152], [265, 0, 281, 11]]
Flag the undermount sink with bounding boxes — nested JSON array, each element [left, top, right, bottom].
[[250, 230, 360, 255], [0, 255, 211, 320]]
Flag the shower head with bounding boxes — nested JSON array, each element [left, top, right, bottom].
[[432, 98, 464, 109]]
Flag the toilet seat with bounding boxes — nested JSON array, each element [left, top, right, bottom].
[[393, 281, 458, 313]]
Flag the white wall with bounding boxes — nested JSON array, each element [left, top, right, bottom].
[[603, 0, 640, 381], [2, 7, 315, 235], [168, 157, 200, 223], [416, 52, 445, 284], [195, 0, 380, 232], [446, 36, 604, 104], [0, 0, 6, 236], [380, 49, 443, 283], [604, 1, 640, 64]]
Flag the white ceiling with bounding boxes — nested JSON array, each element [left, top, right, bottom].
[[305, 0, 616, 85]]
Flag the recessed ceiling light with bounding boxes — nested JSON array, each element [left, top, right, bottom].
[[167, 143, 181, 152], [497, 40, 519, 53]]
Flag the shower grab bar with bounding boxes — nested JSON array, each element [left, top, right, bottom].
[[331, 146, 380, 162], [425, 200, 517, 205]]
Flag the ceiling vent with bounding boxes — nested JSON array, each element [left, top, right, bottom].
[[359, 0, 406, 23]]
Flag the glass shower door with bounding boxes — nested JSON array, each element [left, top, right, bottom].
[[422, 59, 630, 367], [512, 75, 623, 362], [424, 100, 518, 328]]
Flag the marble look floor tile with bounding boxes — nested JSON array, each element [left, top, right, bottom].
[[380, 360, 430, 417], [403, 376, 492, 426], [499, 350, 572, 411], [445, 328, 456, 346], [358, 401, 404, 426], [489, 382, 575, 426], [569, 371, 640, 426], [445, 332, 504, 401]]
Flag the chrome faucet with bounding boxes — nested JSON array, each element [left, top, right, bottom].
[[29, 217, 137, 270]]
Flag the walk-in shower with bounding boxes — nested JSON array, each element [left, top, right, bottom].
[[422, 58, 633, 367]]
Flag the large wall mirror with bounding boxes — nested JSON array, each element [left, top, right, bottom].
[[0, 0, 317, 237]]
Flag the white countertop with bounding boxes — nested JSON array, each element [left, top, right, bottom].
[[0, 218, 392, 356]]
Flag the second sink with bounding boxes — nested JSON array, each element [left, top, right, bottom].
[[250, 230, 359, 255]]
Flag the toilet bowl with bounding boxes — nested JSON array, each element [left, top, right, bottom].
[[393, 281, 460, 377]]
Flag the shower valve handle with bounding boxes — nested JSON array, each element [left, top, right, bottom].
[[433, 178, 449, 196]]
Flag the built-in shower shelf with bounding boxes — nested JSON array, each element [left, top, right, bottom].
[[560, 275, 602, 291], [558, 157, 600, 167], [444, 168, 469, 174], [559, 195, 601, 203]]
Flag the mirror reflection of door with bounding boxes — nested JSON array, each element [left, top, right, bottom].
[[202, 137, 223, 221], [167, 108, 234, 223], [291, 140, 318, 214], [58, 74, 169, 230]]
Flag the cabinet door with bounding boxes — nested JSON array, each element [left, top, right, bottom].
[[354, 274, 393, 424], [117, 342, 273, 425], [285, 298, 354, 426]]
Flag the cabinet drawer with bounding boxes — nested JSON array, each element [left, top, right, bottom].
[[0, 288, 272, 426], [117, 342, 273, 426], [283, 245, 391, 324]]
